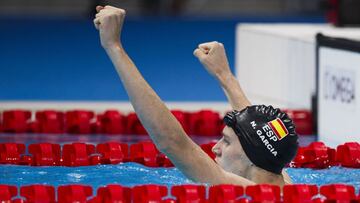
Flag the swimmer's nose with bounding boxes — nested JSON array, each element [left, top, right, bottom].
[[212, 143, 221, 157]]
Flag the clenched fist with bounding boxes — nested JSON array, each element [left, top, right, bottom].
[[193, 41, 232, 81], [94, 5, 126, 49]]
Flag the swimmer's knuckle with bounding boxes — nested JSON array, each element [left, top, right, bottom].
[[119, 9, 126, 14], [114, 9, 126, 17], [104, 15, 112, 20]]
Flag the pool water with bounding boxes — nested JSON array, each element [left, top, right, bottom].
[[1, 134, 359, 191], [1, 163, 360, 191]]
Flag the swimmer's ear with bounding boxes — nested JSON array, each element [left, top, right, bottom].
[[96, 6, 104, 13]]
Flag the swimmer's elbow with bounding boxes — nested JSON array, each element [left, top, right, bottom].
[[156, 138, 176, 154], [155, 130, 188, 154]]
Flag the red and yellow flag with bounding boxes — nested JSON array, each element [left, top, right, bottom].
[[268, 118, 288, 140]]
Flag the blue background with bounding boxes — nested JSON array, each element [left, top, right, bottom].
[[0, 16, 324, 101]]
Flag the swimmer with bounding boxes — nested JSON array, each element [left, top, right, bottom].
[[94, 5, 298, 187]]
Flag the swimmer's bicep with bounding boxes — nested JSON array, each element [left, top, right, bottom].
[[164, 136, 225, 183]]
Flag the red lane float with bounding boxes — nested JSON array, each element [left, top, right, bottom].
[[0, 184, 17, 202], [89, 184, 131, 203], [189, 110, 223, 136], [19, 155, 33, 166], [2, 141, 360, 169], [91, 114, 103, 134], [35, 110, 64, 134], [284, 110, 313, 135], [57, 185, 93, 203], [26, 120, 40, 133], [200, 142, 216, 160], [0, 109, 318, 136], [320, 184, 357, 202], [245, 184, 281, 202], [65, 110, 94, 134], [126, 113, 147, 135], [20, 185, 56, 203], [132, 185, 168, 203], [2, 110, 31, 133], [290, 142, 337, 169], [2, 184, 360, 202], [62, 143, 95, 166], [96, 142, 128, 164], [130, 141, 159, 167], [283, 184, 318, 203], [171, 185, 206, 203], [98, 110, 126, 135], [171, 110, 190, 134], [28, 143, 61, 166], [337, 142, 360, 168], [0, 143, 26, 164], [208, 184, 243, 203], [156, 153, 174, 167]]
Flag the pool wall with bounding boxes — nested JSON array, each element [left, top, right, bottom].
[[0, 17, 324, 102]]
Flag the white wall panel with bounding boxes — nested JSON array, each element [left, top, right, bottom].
[[235, 23, 360, 109]]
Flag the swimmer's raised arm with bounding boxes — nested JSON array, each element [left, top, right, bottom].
[[193, 42, 251, 111], [94, 6, 254, 186], [194, 42, 293, 183]]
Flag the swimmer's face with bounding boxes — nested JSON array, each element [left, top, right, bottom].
[[212, 126, 250, 174]]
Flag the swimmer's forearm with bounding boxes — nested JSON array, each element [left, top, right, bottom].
[[193, 41, 251, 110], [105, 45, 187, 151], [217, 73, 251, 111]]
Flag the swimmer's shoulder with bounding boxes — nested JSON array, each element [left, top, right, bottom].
[[220, 171, 256, 186], [211, 169, 291, 186]]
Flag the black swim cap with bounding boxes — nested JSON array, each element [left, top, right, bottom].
[[223, 105, 298, 174]]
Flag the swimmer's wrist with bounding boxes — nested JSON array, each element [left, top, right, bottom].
[[104, 43, 126, 59], [103, 42, 123, 52], [217, 71, 235, 86]]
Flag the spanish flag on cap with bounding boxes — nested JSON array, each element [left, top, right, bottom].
[[268, 118, 289, 140]]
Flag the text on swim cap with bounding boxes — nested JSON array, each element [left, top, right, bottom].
[[252, 121, 278, 157], [250, 121, 256, 129]]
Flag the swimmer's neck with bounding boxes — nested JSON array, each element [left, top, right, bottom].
[[242, 165, 285, 186]]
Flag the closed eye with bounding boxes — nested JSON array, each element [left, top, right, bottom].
[[221, 133, 230, 145], [221, 133, 230, 144]]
